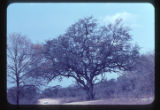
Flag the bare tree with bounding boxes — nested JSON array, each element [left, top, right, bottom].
[[31, 17, 140, 100], [7, 33, 38, 104]]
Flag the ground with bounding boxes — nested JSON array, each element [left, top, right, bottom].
[[37, 97, 154, 105]]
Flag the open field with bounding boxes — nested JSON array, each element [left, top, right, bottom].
[[37, 97, 154, 105]]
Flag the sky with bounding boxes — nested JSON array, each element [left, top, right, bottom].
[[7, 3, 155, 88]]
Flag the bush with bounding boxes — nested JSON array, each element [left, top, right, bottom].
[[7, 86, 40, 104]]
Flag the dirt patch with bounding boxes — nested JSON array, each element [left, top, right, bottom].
[[37, 98, 63, 105]]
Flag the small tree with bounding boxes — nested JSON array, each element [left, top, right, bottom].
[[32, 17, 139, 100]]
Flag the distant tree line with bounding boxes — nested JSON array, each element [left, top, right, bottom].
[[7, 16, 154, 105]]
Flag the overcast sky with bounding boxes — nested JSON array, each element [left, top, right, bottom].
[[7, 3, 155, 88]]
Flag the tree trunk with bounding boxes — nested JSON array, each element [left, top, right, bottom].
[[16, 88, 20, 105], [86, 83, 95, 100], [16, 77, 20, 105]]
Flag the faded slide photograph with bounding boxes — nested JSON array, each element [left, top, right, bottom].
[[7, 3, 154, 105]]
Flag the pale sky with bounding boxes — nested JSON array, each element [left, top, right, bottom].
[[7, 3, 155, 88]]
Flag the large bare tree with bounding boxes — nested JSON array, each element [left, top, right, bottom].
[[31, 17, 140, 100], [7, 33, 42, 104]]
